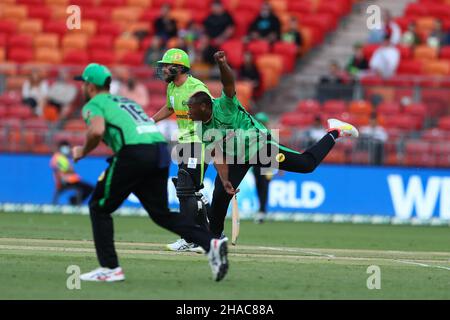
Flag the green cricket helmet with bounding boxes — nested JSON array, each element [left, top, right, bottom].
[[157, 48, 191, 69]]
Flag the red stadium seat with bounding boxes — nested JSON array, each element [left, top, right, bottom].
[[362, 44, 380, 61], [27, 6, 51, 20], [83, 7, 111, 22], [323, 100, 347, 114], [383, 115, 419, 131], [247, 40, 271, 58], [7, 106, 34, 119], [23, 118, 49, 130], [117, 51, 144, 66], [90, 50, 114, 65], [438, 116, 450, 131], [296, 99, 321, 114], [397, 59, 423, 74], [405, 140, 431, 154], [63, 50, 89, 65], [44, 21, 67, 38], [0, 20, 17, 35], [421, 128, 447, 142], [280, 112, 314, 128], [377, 102, 401, 116], [8, 48, 33, 63], [220, 40, 244, 69], [97, 22, 122, 38], [88, 35, 113, 50], [272, 41, 298, 72], [145, 80, 167, 94], [8, 34, 33, 48]]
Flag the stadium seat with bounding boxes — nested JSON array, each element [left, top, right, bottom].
[[287, 0, 313, 14], [63, 49, 89, 65], [421, 128, 446, 142], [88, 35, 113, 50], [220, 40, 244, 69], [50, 5, 70, 20], [423, 60, 450, 75], [34, 33, 59, 49], [7, 106, 34, 119], [23, 118, 49, 130], [45, 0, 68, 5], [256, 54, 283, 90], [231, 11, 258, 38], [64, 119, 85, 131], [414, 45, 438, 61], [62, 34, 88, 54], [438, 116, 450, 131], [71, 0, 96, 5], [0, 20, 17, 35], [44, 21, 68, 38], [376, 102, 401, 116], [0, 48, 5, 63], [35, 48, 62, 64], [235, 81, 254, 108], [18, 19, 43, 35], [397, 59, 423, 74], [97, 22, 122, 38], [296, 99, 321, 114], [100, 0, 126, 9], [127, 0, 151, 8], [83, 7, 111, 22], [405, 140, 431, 154], [323, 100, 347, 114], [280, 112, 315, 128], [1, 5, 28, 23], [383, 115, 419, 131], [117, 51, 144, 66], [247, 40, 271, 58], [111, 7, 142, 27], [68, 20, 97, 37], [8, 34, 33, 49], [90, 50, 114, 65], [170, 9, 192, 29], [272, 41, 298, 72], [348, 100, 372, 115], [415, 17, 436, 34], [8, 48, 33, 63], [439, 45, 450, 60]]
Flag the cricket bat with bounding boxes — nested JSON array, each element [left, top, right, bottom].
[[231, 195, 240, 245]]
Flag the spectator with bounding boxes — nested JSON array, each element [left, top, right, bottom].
[[304, 115, 327, 144], [154, 4, 178, 44], [119, 76, 150, 108], [239, 51, 261, 96], [320, 60, 350, 84], [179, 21, 203, 45], [346, 43, 369, 77], [22, 69, 49, 116], [369, 35, 400, 78], [427, 19, 449, 49], [195, 35, 219, 66], [144, 36, 165, 66], [281, 16, 303, 48], [368, 9, 401, 45], [248, 1, 281, 43], [203, 1, 235, 46], [360, 115, 388, 165], [50, 140, 94, 205], [47, 70, 78, 121], [401, 21, 420, 47]]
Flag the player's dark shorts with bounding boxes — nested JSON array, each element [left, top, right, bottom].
[[89, 143, 171, 215]]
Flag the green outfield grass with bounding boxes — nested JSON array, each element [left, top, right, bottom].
[[0, 212, 449, 300]]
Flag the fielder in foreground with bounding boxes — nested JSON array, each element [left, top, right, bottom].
[[71, 63, 229, 282], [186, 51, 359, 239]]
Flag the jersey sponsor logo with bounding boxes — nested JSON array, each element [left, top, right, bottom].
[[170, 96, 175, 108], [187, 157, 198, 169]]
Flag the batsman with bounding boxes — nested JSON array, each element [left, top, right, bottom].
[[186, 51, 360, 239], [152, 48, 215, 253]]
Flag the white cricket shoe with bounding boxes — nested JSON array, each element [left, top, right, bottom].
[[166, 238, 205, 253], [80, 267, 125, 282], [207, 238, 229, 282], [327, 118, 359, 138]]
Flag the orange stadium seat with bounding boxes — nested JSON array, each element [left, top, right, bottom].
[[18, 19, 43, 35], [68, 20, 97, 37], [35, 48, 62, 64], [111, 7, 142, 27], [269, 0, 287, 15], [170, 9, 192, 29], [62, 34, 88, 53], [0, 48, 5, 63], [414, 45, 438, 61], [45, 0, 68, 5], [1, 5, 28, 22], [50, 5, 69, 20], [348, 100, 372, 115], [114, 36, 139, 58], [235, 81, 254, 108], [100, 0, 126, 8], [423, 60, 450, 75], [34, 33, 59, 49], [127, 0, 152, 8], [415, 17, 436, 34], [256, 54, 283, 90]]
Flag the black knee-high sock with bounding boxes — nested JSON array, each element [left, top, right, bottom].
[[303, 131, 337, 165]]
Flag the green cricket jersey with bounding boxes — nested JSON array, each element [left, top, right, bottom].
[[166, 75, 210, 143], [200, 92, 274, 162], [82, 93, 166, 153]]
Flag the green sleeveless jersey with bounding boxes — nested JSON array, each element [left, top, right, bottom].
[[82, 93, 166, 153], [166, 75, 211, 143]]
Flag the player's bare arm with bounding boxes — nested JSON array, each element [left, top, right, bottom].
[[72, 116, 105, 162], [214, 51, 236, 98], [212, 149, 239, 195], [151, 104, 174, 123]]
